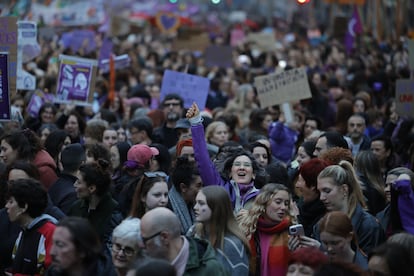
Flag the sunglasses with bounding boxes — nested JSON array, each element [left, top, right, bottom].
[[144, 171, 168, 178]]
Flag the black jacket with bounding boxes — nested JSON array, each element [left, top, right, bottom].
[[48, 173, 78, 214]]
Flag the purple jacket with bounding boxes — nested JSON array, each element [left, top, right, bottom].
[[268, 122, 298, 164], [192, 124, 259, 212], [394, 179, 414, 234]]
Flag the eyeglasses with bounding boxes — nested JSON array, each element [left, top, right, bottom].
[[141, 231, 162, 244], [232, 161, 252, 168], [144, 171, 168, 178], [163, 102, 181, 108], [111, 243, 136, 256]]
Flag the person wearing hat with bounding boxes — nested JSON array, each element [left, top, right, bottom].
[[49, 143, 86, 214], [118, 144, 159, 216]]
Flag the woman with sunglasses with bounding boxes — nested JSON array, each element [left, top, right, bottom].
[[187, 102, 266, 213], [129, 171, 169, 218]]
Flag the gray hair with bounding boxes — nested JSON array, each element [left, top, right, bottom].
[[112, 218, 142, 246]]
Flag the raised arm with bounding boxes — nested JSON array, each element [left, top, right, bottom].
[[187, 102, 224, 187]]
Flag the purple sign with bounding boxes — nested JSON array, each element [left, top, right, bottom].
[[98, 38, 113, 66], [0, 53, 11, 120], [26, 90, 55, 118], [205, 45, 233, 68], [160, 70, 210, 110], [60, 30, 97, 54], [56, 55, 97, 104]]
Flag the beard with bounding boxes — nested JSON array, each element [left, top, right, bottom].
[[167, 112, 180, 122]]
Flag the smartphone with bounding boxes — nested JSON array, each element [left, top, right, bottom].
[[289, 224, 305, 236]]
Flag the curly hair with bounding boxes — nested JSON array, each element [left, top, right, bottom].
[[238, 183, 291, 239]]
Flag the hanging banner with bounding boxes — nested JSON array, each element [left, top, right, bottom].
[[55, 55, 98, 106], [0, 53, 11, 121]]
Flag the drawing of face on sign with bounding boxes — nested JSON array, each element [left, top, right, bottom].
[[63, 65, 74, 80], [74, 73, 88, 90]]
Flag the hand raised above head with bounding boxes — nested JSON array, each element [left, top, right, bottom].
[[186, 102, 200, 119]]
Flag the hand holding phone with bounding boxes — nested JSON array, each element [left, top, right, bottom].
[[289, 224, 305, 236]]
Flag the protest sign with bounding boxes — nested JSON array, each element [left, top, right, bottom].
[[17, 21, 38, 90], [230, 28, 245, 47], [246, 32, 276, 51], [0, 53, 11, 120], [26, 90, 55, 118], [0, 17, 17, 96], [100, 54, 131, 73], [204, 46, 233, 68], [173, 32, 210, 52], [55, 55, 98, 106], [160, 70, 210, 110], [254, 67, 312, 108], [60, 30, 97, 54], [395, 79, 414, 117]]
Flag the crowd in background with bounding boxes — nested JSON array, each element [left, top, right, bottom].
[[0, 13, 414, 276]]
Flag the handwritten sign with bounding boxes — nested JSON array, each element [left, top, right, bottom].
[[0, 53, 11, 120], [160, 70, 210, 110], [204, 46, 233, 68], [0, 17, 17, 96], [396, 79, 414, 117], [246, 32, 276, 51], [254, 67, 312, 108], [55, 55, 98, 106]]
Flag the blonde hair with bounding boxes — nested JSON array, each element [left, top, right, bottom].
[[205, 121, 228, 143], [317, 160, 366, 218], [238, 183, 291, 239]]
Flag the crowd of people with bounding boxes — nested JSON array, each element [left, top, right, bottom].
[[1, 11, 414, 276]]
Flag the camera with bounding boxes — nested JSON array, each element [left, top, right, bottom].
[[289, 224, 304, 236]]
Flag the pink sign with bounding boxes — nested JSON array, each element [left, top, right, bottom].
[[230, 28, 245, 47]]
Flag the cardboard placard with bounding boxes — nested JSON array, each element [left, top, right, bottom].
[[254, 67, 312, 108], [395, 79, 414, 117], [0, 17, 17, 96], [55, 55, 98, 106], [160, 70, 210, 110], [173, 32, 210, 52], [246, 32, 276, 51], [204, 45, 233, 68]]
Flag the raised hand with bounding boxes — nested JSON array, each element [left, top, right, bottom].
[[186, 102, 200, 119]]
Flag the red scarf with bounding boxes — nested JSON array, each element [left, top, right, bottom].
[[249, 217, 290, 276]]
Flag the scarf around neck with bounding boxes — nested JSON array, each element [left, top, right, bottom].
[[257, 216, 290, 234]]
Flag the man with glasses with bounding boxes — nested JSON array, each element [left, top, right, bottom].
[[153, 94, 185, 148], [140, 207, 228, 276]]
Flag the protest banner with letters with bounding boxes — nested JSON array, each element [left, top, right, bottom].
[[396, 79, 414, 117], [254, 67, 312, 108], [0, 53, 11, 120], [160, 70, 210, 110], [55, 55, 98, 106], [0, 17, 17, 96]]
